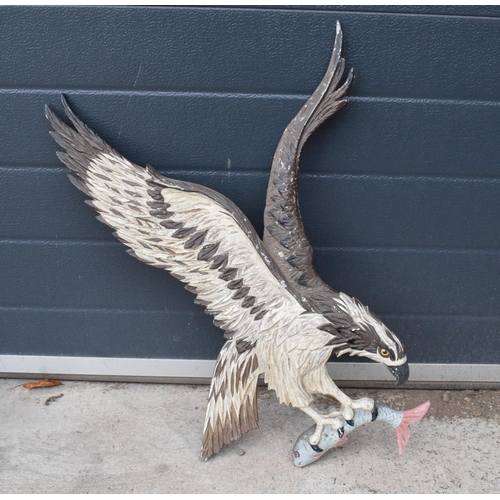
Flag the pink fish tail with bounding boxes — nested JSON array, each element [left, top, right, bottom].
[[394, 401, 430, 455]]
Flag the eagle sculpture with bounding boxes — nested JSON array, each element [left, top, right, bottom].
[[46, 22, 409, 461]]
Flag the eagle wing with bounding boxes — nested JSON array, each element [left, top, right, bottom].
[[46, 96, 310, 460], [263, 22, 354, 323]]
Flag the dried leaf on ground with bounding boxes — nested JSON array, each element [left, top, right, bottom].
[[22, 379, 63, 390]]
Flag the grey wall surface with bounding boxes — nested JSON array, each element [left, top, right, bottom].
[[1, 6, 499, 364]]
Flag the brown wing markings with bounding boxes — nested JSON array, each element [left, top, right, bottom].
[[262, 22, 354, 306], [202, 342, 260, 461]]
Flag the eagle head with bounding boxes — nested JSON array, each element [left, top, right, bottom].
[[322, 292, 409, 385]]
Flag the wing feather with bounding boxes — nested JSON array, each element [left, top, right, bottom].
[[46, 96, 326, 460], [263, 22, 353, 305], [46, 97, 306, 345]]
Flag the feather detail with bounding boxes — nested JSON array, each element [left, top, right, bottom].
[[263, 21, 353, 295], [46, 95, 336, 460], [202, 342, 260, 460]]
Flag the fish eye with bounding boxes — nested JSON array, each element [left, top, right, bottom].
[[294, 451, 300, 458], [380, 348, 390, 357]]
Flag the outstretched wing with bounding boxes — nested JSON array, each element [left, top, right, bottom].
[[263, 21, 354, 321], [46, 96, 303, 341], [46, 96, 310, 457]]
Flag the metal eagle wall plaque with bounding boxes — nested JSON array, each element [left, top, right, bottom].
[[46, 22, 428, 463]]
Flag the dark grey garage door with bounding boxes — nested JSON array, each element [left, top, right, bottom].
[[1, 6, 499, 386]]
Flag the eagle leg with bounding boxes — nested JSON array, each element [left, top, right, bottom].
[[300, 404, 345, 446], [303, 369, 374, 423], [300, 392, 375, 446], [314, 375, 375, 421], [336, 397, 375, 422]]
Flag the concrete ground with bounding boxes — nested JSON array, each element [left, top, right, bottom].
[[1, 378, 499, 494]]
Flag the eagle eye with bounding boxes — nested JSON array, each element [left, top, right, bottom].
[[380, 348, 390, 357]]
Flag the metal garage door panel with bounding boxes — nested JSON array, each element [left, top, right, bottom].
[[1, 6, 499, 384]]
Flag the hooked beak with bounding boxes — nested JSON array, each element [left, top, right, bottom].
[[388, 362, 409, 386]]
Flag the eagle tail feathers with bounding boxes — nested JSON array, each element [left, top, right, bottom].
[[201, 344, 260, 460]]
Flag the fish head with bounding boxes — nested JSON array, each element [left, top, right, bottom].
[[293, 436, 326, 467]]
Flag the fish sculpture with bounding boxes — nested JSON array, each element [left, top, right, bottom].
[[46, 21, 410, 461], [293, 401, 430, 467]]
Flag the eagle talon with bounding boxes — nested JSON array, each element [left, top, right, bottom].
[[345, 397, 375, 413], [309, 427, 323, 446], [306, 411, 344, 446], [324, 408, 342, 419], [342, 405, 354, 421]]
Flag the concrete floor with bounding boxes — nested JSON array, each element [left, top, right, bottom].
[[1, 378, 499, 494]]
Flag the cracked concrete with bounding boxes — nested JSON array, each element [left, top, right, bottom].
[[1, 379, 499, 494]]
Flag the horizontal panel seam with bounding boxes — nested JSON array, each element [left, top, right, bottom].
[[380, 313, 500, 320], [1, 305, 499, 320], [0, 87, 310, 100], [315, 246, 500, 255], [0, 305, 196, 315], [2, 166, 500, 184], [205, 5, 500, 21], [2, 88, 500, 108], [0, 238, 120, 247], [304, 173, 500, 184], [66, 5, 500, 22], [1, 239, 499, 254]]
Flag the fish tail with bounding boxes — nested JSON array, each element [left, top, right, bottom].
[[394, 401, 430, 455]]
